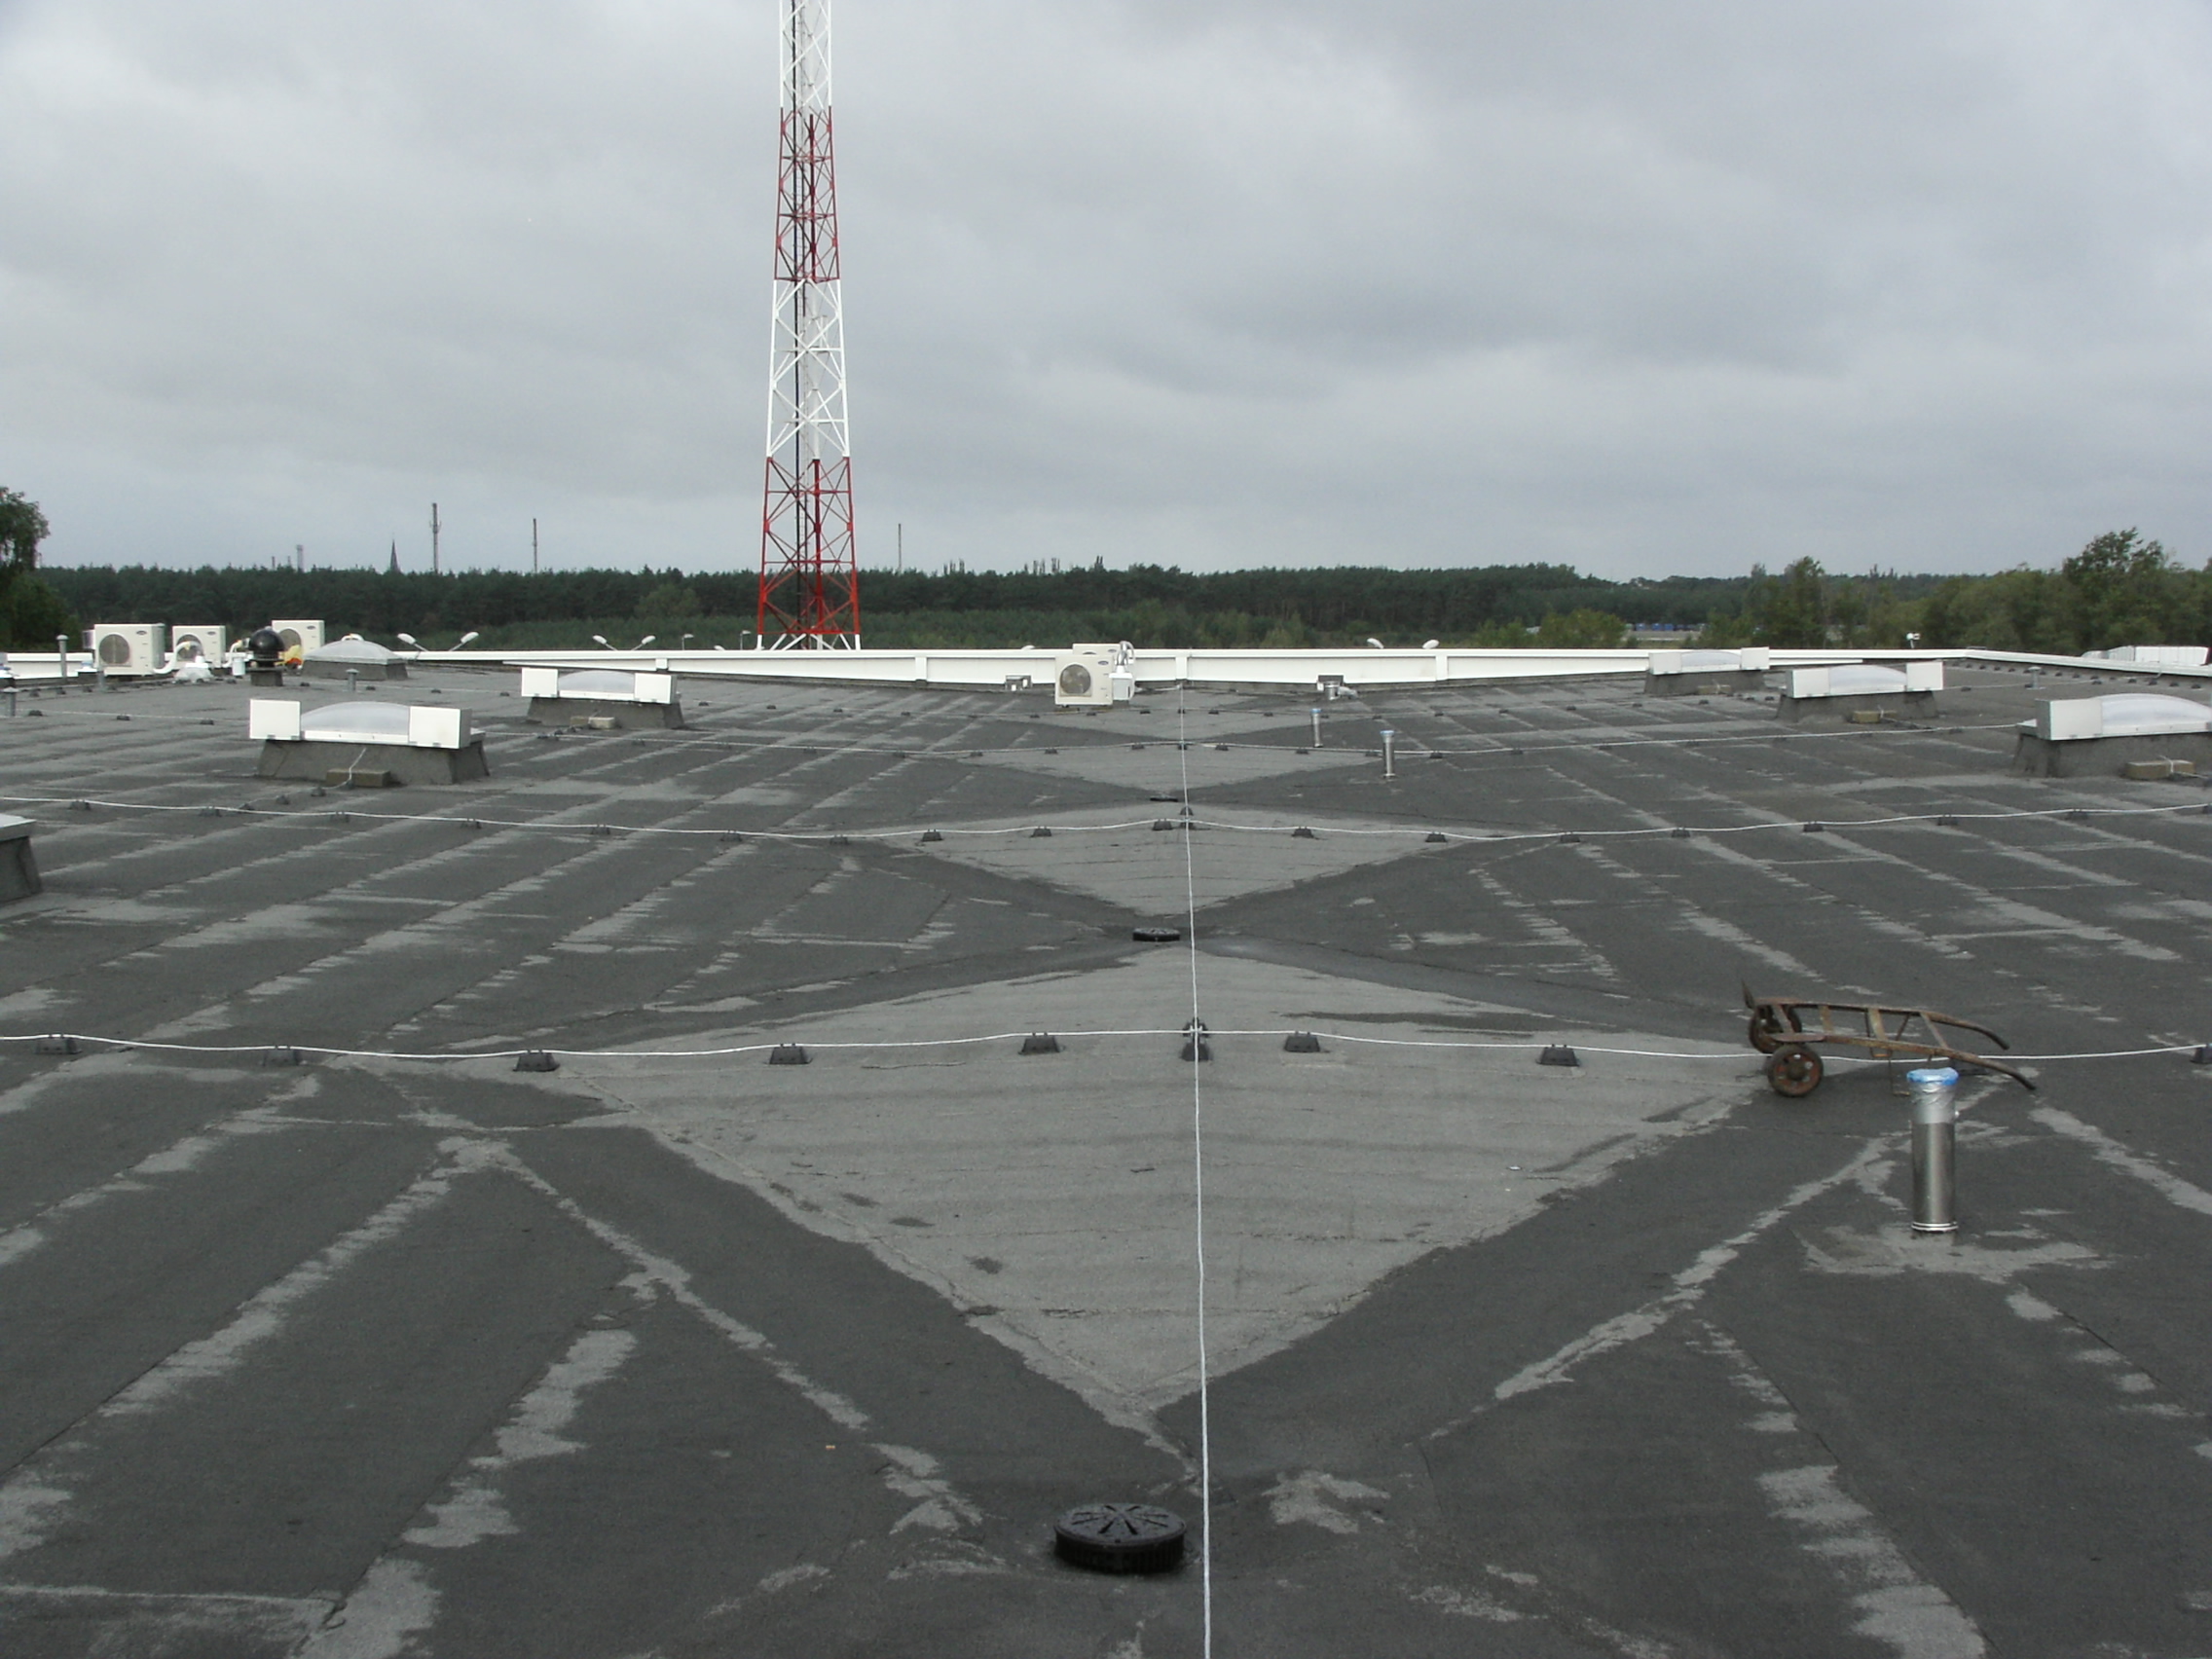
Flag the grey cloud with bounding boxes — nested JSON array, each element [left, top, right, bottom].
[[2, 0, 2207, 578]]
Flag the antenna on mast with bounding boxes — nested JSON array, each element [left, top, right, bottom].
[[756, 0, 860, 649]]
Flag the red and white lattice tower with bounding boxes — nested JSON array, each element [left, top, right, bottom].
[[757, 0, 859, 648]]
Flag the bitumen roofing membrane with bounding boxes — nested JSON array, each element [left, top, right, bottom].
[[1, 663, 2209, 1657]]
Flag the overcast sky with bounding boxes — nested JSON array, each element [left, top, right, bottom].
[[3, 0, 2208, 579]]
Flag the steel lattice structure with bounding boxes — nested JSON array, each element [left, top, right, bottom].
[[757, 0, 859, 648]]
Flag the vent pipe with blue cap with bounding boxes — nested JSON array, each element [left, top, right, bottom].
[[1907, 1066, 1960, 1235]]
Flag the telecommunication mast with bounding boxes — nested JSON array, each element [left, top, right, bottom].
[[756, 0, 860, 647]]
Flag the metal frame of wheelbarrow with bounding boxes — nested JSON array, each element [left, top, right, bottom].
[[1743, 984, 2037, 1097]]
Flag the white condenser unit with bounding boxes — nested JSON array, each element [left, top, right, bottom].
[[91, 623, 168, 675], [271, 619, 326, 655], [1052, 645, 1120, 708], [168, 624, 228, 663]]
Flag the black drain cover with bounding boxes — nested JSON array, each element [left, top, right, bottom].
[[1052, 1502, 1187, 1574], [1132, 926, 1182, 942]]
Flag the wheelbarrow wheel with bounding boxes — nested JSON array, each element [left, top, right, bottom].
[[1748, 1011, 1787, 1053], [1766, 1046, 1823, 1098]]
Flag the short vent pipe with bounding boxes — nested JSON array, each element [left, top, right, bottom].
[[1907, 1065, 1960, 1235]]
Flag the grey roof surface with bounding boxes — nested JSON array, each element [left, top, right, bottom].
[[2, 664, 2209, 1658]]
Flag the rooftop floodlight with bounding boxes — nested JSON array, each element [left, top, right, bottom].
[[1422, 639, 1440, 648], [456, 631, 480, 646], [681, 632, 695, 649], [591, 634, 612, 649], [1366, 638, 1384, 649], [636, 634, 656, 649], [395, 632, 420, 649]]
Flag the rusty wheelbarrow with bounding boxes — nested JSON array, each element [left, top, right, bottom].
[[1743, 985, 2036, 1097]]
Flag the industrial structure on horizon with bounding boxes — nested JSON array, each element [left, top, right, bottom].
[[756, 0, 861, 650]]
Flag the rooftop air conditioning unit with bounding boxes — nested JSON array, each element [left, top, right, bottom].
[[1052, 645, 1119, 708], [270, 619, 326, 656], [168, 624, 228, 664], [91, 623, 167, 676]]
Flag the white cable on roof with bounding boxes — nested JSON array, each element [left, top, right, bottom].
[[4, 793, 2206, 846], [1175, 685, 1215, 1659], [2, 1028, 2198, 1069]]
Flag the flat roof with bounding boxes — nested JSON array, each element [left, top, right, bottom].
[[2, 662, 2208, 1656]]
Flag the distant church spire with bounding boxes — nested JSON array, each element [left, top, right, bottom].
[[387, 540, 399, 575]]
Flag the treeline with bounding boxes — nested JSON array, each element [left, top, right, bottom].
[[1697, 533, 2212, 654], [34, 560, 1826, 649], [36, 534, 2209, 654]]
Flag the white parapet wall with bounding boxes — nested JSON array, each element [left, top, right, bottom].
[[473, 645, 1672, 695], [412, 642, 2199, 696], [2086, 645, 2211, 668], [0, 652, 91, 684]]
